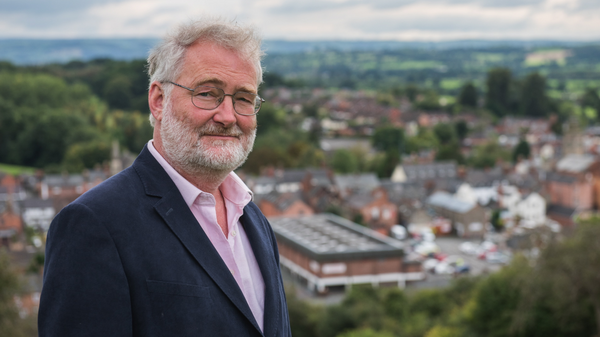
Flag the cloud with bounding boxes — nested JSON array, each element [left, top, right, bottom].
[[0, 0, 128, 14], [0, 0, 599, 40], [266, 0, 547, 14]]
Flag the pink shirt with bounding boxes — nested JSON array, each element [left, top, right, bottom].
[[148, 140, 265, 331]]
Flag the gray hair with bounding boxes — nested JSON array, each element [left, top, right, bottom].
[[147, 17, 264, 126]]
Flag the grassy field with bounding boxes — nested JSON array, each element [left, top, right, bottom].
[[0, 163, 36, 175]]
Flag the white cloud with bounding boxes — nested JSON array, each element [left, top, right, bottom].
[[0, 0, 599, 40]]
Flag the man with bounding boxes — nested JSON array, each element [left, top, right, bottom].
[[39, 18, 291, 337]]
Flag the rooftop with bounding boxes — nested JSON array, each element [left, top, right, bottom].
[[270, 213, 403, 261], [427, 191, 476, 214], [556, 154, 596, 173]]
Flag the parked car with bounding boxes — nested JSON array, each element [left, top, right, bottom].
[[459, 241, 477, 255], [486, 251, 512, 264], [390, 225, 407, 240], [423, 258, 439, 273], [477, 241, 498, 259], [414, 241, 441, 257]]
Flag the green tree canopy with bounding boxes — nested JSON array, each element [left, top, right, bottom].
[[372, 126, 404, 153], [486, 68, 513, 117], [520, 72, 550, 117], [433, 123, 456, 144], [454, 120, 469, 141], [330, 149, 359, 174], [458, 82, 478, 108], [512, 139, 531, 163]]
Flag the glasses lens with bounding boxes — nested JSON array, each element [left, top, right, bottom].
[[233, 92, 260, 115], [192, 86, 223, 109]]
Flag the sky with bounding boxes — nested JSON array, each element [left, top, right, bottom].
[[1, 0, 600, 41]]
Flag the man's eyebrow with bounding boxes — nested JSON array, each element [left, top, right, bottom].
[[193, 78, 256, 93], [193, 78, 225, 87]]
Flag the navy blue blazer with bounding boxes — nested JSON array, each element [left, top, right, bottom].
[[39, 146, 291, 337]]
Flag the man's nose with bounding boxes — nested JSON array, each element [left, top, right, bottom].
[[212, 94, 237, 126]]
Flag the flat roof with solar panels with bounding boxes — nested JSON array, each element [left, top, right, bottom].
[[269, 213, 424, 293], [270, 213, 404, 261]]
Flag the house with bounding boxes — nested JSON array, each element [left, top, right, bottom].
[[545, 154, 600, 211], [426, 191, 487, 238], [0, 201, 22, 248], [454, 183, 497, 206], [546, 204, 578, 227], [37, 171, 109, 211], [463, 167, 505, 187], [390, 161, 457, 183], [380, 180, 428, 226], [270, 213, 424, 293], [301, 169, 338, 213], [21, 198, 56, 232], [334, 173, 380, 198], [319, 138, 374, 158], [344, 188, 397, 234], [515, 193, 546, 227], [255, 191, 314, 218], [247, 169, 305, 195]]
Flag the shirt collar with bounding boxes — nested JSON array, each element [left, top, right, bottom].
[[147, 140, 253, 208]]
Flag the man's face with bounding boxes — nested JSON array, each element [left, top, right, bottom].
[[159, 41, 258, 174]]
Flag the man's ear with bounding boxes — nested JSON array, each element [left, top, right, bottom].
[[148, 82, 165, 122]]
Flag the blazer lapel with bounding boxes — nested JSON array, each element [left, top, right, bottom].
[[240, 206, 282, 337], [133, 147, 262, 334]]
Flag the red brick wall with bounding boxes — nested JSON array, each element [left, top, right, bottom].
[[548, 181, 593, 209], [280, 201, 314, 217], [277, 241, 404, 277]]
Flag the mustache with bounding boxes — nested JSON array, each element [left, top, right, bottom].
[[196, 124, 244, 138]]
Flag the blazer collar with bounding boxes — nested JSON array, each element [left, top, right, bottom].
[[240, 205, 283, 337], [132, 146, 264, 335]]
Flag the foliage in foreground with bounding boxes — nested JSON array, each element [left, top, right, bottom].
[[287, 218, 600, 337]]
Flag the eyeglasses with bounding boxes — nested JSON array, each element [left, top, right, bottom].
[[168, 81, 264, 116]]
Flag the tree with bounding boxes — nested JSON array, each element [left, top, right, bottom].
[[285, 288, 321, 337], [520, 72, 549, 117], [372, 126, 404, 153], [62, 140, 111, 173], [405, 128, 439, 154], [454, 120, 469, 141], [512, 139, 531, 163], [468, 256, 531, 337], [513, 217, 600, 336], [458, 82, 478, 108], [416, 90, 442, 111], [405, 84, 419, 102], [103, 75, 133, 110], [0, 250, 37, 336], [486, 68, 512, 117], [374, 150, 400, 178], [337, 328, 394, 337], [490, 209, 504, 232], [468, 141, 511, 169], [581, 88, 600, 121], [331, 149, 359, 174], [435, 141, 464, 164], [433, 123, 456, 144], [256, 102, 286, 136]]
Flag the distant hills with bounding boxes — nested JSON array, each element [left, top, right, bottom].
[[0, 38, 598, 65]]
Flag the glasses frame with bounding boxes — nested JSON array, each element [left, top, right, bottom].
[[167, 81, 264, 116]]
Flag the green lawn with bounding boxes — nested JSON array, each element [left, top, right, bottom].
[[0, 163, 36, 175], [440, 78, 464, 90], [381, 59, 444, 71]]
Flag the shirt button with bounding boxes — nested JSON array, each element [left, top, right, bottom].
[[231, 230, 237, 237], [230, 269, 235, 275]]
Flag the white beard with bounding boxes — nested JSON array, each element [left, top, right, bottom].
[[160, 102, 256, 176]]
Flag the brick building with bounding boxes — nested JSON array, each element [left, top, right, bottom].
[[426, 191, 487, 238], [270, 214, 424, 294]]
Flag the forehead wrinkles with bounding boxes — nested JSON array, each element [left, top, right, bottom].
[[181, 42, 258, 92]]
